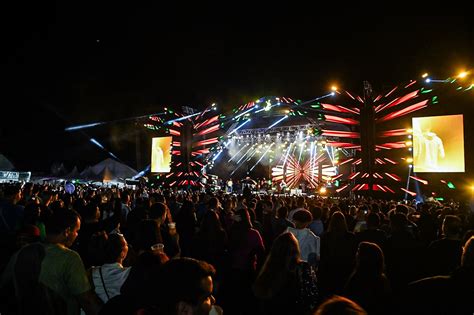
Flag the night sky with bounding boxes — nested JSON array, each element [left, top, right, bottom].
[[1, 8, 473, 175]]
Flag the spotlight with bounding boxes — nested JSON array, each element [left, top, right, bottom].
[[319, 187, 327, 194], [458, 71, 468, 79], [425, 78, 431, 83], [422, 73, 429, 78], [406, 157, 414, 163]]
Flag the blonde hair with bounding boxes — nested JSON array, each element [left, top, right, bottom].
[[462, 236, 474, 267]]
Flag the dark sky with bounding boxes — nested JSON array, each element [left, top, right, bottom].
[[1, 8, 473, 172]]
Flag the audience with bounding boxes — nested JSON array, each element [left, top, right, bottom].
[[1, 182, 474, 315], [1, 208, 102, 315]]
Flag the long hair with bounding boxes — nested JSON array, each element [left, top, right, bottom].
[[199, 210, 226, 242], [175, 200, 196, 234], [253, 232, 301, 298], [328, 211, 348, 235], [229, 208, 252, 250], [353, 241, 385, 278]]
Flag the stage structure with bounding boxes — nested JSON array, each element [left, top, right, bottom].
[[203, 96, 354, 191], [64, 73, 471, 196], [294, 80, 436, 196], [144, 104, 224, 188]]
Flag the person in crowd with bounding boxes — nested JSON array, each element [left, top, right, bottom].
[[22, 200, 46, 240], [208, 197, 220, 213], [313, 295, 367, 315], [76, 203, 103, 268], [342, 206, 357, 232], [416, 203, 438, 246], [14, 223, 41, 251], [404, 236, 474, 314], [196, 194, 212, 223], [193, 209, 228, 298], [308, 205, 324, 237], [288, 196, 307, 223], [166, 192, 182, 219], [101, 219, 169, 314], [219, 197, 235, 234], [394, 204, 419, 239], [0, 185, 24, 234], [355, 212, 386, 248], [158, 257, 222, 315], [226, 208, 265, 315], [287, 209, 320, 267], [353, 207, 368, 233], [120, 192, 131, 221], [0, 209, 103, 315], [260, 199, 275, 250], [427, 214, 463, 276], [175, 199, 198, 257], [149, 202, 180, 258], [319, 211, 357, 296], [344, 242, 391, 315], [271, 206, 295, 238], [384, 212, 423, 293], [253, 232, 319, 315], [89, 233, 131, 304]]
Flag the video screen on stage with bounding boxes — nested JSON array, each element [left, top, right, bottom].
[[151, 136, 172, 173], [412, 114, 464, 173]]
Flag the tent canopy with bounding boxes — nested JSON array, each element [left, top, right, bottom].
[[0, 154, 15, 171], [80, 158, 138, 182]]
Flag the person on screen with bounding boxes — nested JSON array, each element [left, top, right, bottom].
[[152, 144, 165, 171], [413, 122, 445, 171]]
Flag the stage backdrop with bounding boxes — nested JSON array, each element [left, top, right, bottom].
[[412, 114, 464, 173], [151, 136, 172, 173]]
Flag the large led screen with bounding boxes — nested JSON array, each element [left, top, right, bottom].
[[412, 115, 464, 173], [151, 136, 172, 173]]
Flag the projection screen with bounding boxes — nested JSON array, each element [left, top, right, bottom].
[[412, 115, 464, 173], [151, 136, 172, 173]]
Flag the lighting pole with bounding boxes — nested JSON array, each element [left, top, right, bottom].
[[360, 81, 376, 196]]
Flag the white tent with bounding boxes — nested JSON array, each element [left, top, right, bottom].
[[84, 158, 138, 182], [0, 154, 15, 171], [64, 166, 80, 179]]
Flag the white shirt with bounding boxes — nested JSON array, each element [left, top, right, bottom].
[[91, 262, 131, 303], [414, 132, 445, 171], [287, 227, 320, 263]]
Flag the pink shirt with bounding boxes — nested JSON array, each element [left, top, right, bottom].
[[231, 228, 265, 271]]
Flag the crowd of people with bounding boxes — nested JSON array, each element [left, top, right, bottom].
[[1, 181, 474, 314]]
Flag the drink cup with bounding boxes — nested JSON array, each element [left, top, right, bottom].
[[151, 243, 164, 253]]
